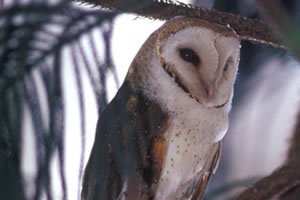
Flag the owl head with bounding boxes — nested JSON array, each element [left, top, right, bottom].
[[128, 17, 240, 109]]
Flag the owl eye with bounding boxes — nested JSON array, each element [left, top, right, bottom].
[[178, 48, 200, 66], [224, 58, 232, 72], [224, 62, 229, 72]]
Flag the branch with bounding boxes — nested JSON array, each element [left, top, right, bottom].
[[234, 160, 300, 200], [77, 0, 283, 48]]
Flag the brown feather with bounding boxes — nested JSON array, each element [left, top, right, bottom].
[[81, 80, 170, 200], [192, 142, 222, 200]]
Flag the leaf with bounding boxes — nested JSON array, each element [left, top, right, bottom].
[[0, 2, 116, 95], [0, 1, 117, 199], [77, 0, 283, 48]]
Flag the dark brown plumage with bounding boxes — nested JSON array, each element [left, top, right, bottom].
[[81, 81, 170, 200]]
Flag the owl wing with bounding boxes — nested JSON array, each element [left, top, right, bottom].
[[81, 80, 170, 200], [191, 141, 222, 200]]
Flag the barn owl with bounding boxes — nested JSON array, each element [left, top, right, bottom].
[[81, 17, 240, 200]]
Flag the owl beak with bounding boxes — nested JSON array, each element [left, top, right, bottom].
[[204, 83, 216, 101]]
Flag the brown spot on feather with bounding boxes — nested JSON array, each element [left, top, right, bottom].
[[151, 137, 167, 174], [125, 90, 170, 198]]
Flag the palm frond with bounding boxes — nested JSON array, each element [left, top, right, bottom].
[[0, 1, 117, 199]]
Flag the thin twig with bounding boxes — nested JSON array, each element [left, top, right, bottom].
[[71, 44, 86, 200]]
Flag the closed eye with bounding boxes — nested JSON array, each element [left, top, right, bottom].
[[224, 62, 229, 72], [223, 57, 233, 72], [178, 48, 200, 66]]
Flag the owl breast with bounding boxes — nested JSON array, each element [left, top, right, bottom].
[[154, 96, 228, 199]]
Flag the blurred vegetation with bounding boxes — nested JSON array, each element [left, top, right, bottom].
[[0, 1, 116, 199]]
